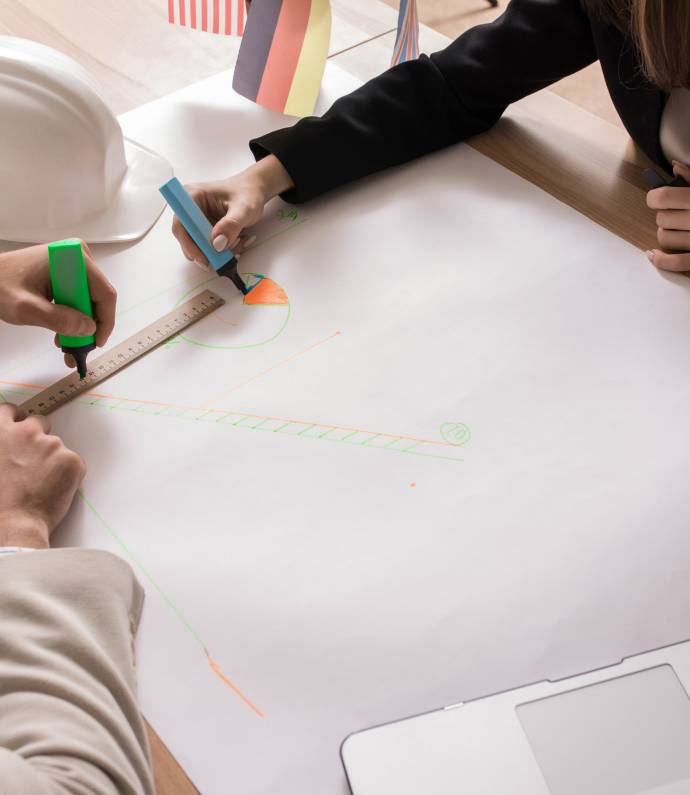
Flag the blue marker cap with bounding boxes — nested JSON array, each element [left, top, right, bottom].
[[159, 177, 247, 294]]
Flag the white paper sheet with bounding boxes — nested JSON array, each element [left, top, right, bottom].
[[2, 64, 690, 795]]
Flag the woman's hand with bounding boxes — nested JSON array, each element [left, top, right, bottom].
[[0, 242, 117, 368], [171, 154, 294, 269], [646, 161, 690, 272], [0, 403, 86, 549]]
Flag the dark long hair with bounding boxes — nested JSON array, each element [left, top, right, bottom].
[[581, 0, 690, 90]]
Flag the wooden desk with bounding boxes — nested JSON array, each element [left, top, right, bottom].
[[333, 23, 661, 252], [0, 2, 662, 792]]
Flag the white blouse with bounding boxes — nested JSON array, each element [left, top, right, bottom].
[[660, 87, 690, 166]]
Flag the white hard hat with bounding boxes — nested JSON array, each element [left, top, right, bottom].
[[0, 37, 172, 244]]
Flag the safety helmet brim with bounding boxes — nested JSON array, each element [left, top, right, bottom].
[[0, 138, 173, 245]]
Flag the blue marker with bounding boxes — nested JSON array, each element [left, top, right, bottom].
[[159, 177, 247, 295]]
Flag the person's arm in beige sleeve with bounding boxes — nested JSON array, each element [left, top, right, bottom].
[[0, 396, 153, 794], [0, 549, 152, 795]]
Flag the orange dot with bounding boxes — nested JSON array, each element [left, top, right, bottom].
[[409, 483, 416, 488]]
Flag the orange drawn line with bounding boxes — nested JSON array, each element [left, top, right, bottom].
[[0, 379, 45, 391], [202, 330, 342, 407], [0, 379, 458, 449], [205, 648, 265, 718]]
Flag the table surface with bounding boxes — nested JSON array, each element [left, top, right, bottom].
[[0, 1, 664, 792]]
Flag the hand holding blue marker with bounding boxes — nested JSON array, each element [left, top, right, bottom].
[[159, 178, 248, 295]]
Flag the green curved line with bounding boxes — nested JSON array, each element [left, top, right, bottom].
[[173, 272, 291, 351], [439, 422, 472, 446]]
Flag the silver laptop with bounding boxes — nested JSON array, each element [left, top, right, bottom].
[[341, 640, 690, 795]]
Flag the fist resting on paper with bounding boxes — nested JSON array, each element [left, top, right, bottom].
[[171, 154, 293, 268], [0, 242, 117, 368], [647, 161, 690, 272], [0, 403, 85, 549]]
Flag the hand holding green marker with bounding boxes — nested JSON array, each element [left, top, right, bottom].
[[48, 240, 96, 379]]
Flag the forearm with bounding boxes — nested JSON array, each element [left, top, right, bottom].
[[250, 153, 294, 199], [0, 511, 49, 548], [0, 549, 153, 795], [250, 0, 596, 202]]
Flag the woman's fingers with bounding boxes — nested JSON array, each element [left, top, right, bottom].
[[672, 160, 690, 183], [81, 245, 117, 347], [211, 208, 251, 254], [647, 165, 690, 271], [647, 184, 690, 211], [657, 228, 690, 251], [232, 234, 257, 257], [646, 249, 690, 272], [171, 217, 212, 269], [17, 291, 95, 337], [169, 176, 266, 267], [655, 209, 690, 231]]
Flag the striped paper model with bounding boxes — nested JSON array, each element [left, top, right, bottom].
[[232, 0, 331, 118], [391, 0, 419, 65], [168, 0, 250, 35]]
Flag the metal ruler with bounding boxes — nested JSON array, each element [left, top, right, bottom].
[[20, 289, 224, 417]]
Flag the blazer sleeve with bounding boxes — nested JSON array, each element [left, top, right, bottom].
[[250, 0, 597, 202], [0, 549, 154, 795]]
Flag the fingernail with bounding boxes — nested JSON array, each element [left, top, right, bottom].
[[672, 160, 685, 168], [212, 234, 228, 251], [646, 249, 656, 263], [193, 259, 208, 271], [229, 237, 240, 250], [80, 320, 95, 335], [244, 235, 257, 248]]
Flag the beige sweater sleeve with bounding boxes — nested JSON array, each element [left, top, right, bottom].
[[0, 549, 154, 795]]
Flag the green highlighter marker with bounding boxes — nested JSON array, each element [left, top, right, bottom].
[[48, 239, 96, 379]]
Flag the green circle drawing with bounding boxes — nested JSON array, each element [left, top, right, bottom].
[[440, 422, 471, 446], [173, 272, 291, 350]]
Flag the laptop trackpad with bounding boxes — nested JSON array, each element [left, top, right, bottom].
[[516, 665, 690, 795]]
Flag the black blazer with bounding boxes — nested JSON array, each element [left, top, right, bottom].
[[250, 0, 669, 203]]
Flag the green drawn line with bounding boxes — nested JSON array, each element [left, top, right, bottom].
[[115, 218, 306, 321], [249, 217, 307, 252], [117, 274, 211, 319], [98, 401, 462, 462], [78, 490, 266, 718], [398, 448, 464, 463], [77, 490, 206, 651], [0, 385, 463, 463], [439, 421, 472, 447], [174, 272, 292, 351]]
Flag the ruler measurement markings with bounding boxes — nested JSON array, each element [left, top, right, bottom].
[[19, 290, 224, 417]]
